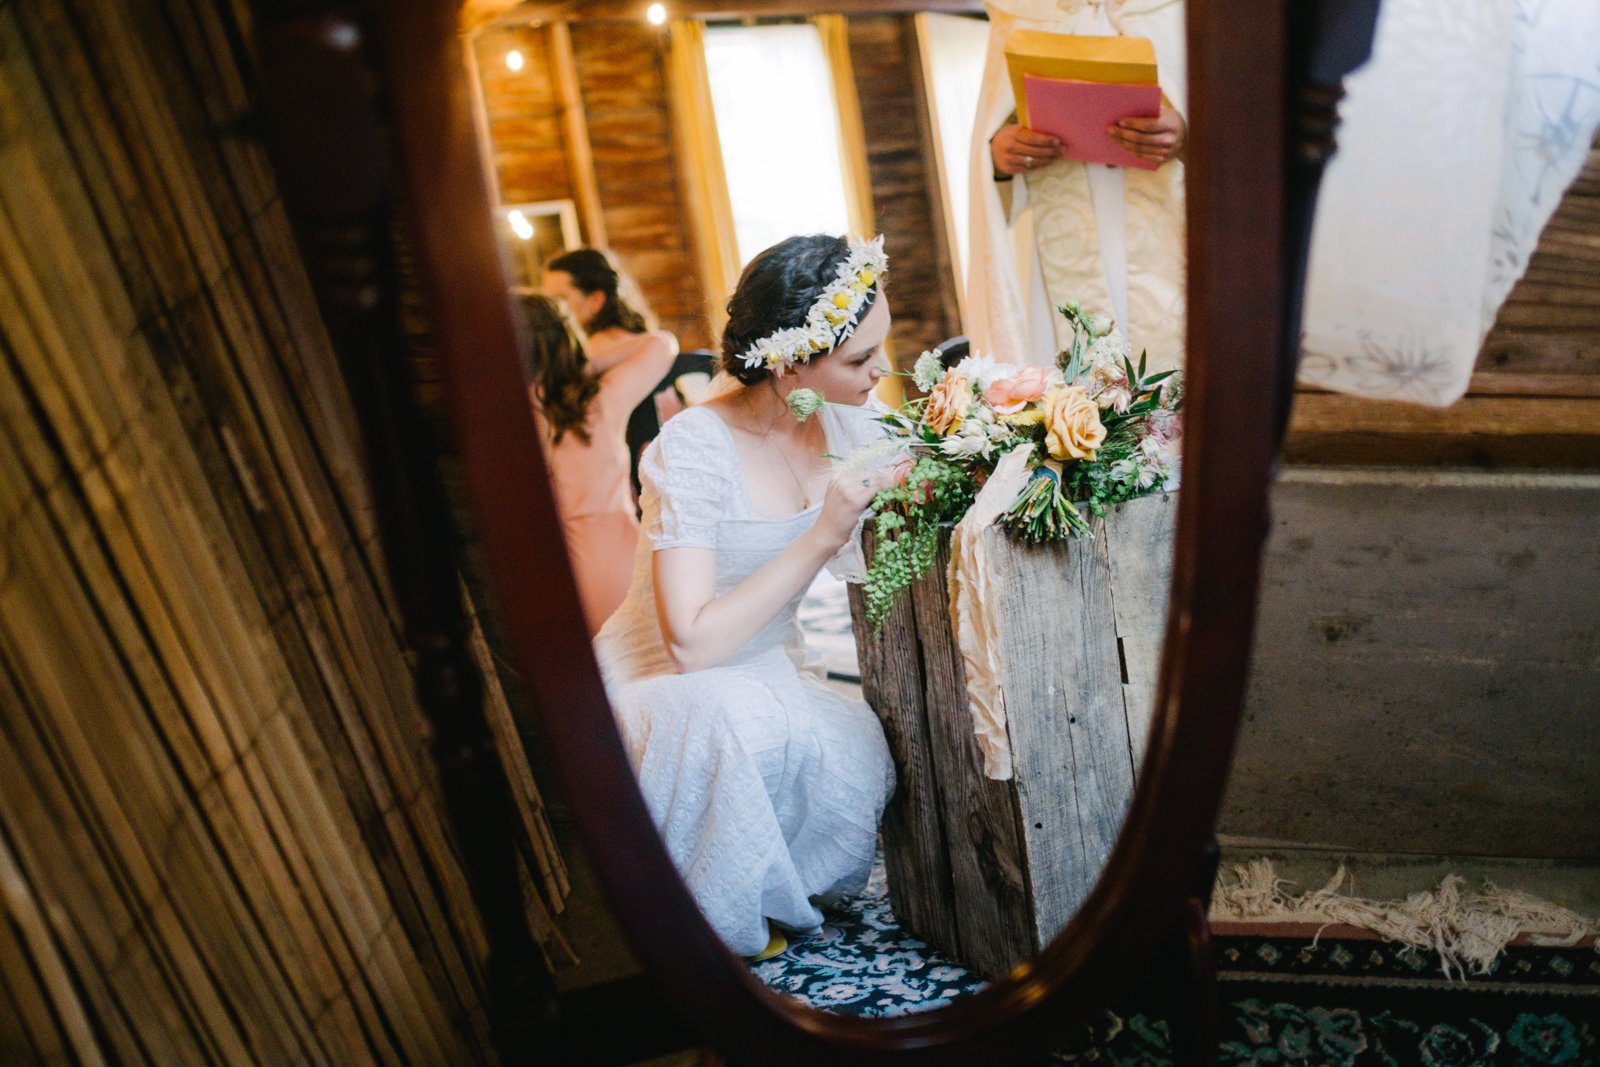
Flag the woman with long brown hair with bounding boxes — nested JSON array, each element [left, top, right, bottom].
[[542, 248, 678, 378], [518, 292, 673, 634]]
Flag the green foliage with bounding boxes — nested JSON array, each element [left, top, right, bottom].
[[860, 455, 975, 633]]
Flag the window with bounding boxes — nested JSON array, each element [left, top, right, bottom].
[[915, 13, 989, 317], [702, 23, 854, 267]]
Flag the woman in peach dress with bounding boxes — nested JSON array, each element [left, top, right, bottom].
[[518, 293, 673, 634]]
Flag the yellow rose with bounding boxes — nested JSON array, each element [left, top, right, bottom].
[[924, 373, 973, 435], [1042, 385, 1106, 461]]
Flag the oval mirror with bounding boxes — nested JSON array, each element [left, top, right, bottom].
[[370, 0, 1348, 1059], [460, 0, 1193, 1004]]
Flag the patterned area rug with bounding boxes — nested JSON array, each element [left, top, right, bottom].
[[750, 858, 986, 1017], [754, 860, 1600, 1062]]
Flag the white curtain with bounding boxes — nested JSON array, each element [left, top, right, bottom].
[[1299, 0, 1600, 407], [703, 24, 853, 266], [916, 13, 990, 298]]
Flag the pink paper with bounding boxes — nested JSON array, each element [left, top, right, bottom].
[[1022, 75, 1162, 171]]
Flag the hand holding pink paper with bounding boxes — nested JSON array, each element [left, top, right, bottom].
[[1022, 75, 1162, 171]]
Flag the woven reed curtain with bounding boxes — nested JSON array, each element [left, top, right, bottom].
[[0, 1, 566, 1062]]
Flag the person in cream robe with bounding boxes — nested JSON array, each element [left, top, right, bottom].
[[967, 0, 1187, 372]]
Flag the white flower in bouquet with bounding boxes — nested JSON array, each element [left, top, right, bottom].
[[912, 350, 945, 392], [1139, 436, 1181, 490], [1109, 456, 1155, 490], [1086, 329, 1130, 368], [939, 417, 1006, 461], [1087, 363, 1133, 413], [951, 352, 1019, 391]]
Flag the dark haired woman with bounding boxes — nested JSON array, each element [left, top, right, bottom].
[[542, 248, 678, 378], [593, 234, 898, 960], [518, 292, 673, 635]]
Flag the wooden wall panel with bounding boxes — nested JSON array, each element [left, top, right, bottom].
[[571, 22, 712, 350], [0, 1, 566, 1061], [474, 24, 575, 204], [848, 15, 960, 363], [1476, 140, 1600, 381], [474, 16, 962, 357]]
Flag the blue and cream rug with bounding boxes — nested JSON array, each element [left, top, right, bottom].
[[752, 861, 1599, 1062], [750, 858, 986, 1017]]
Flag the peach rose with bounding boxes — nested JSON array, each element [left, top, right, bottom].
[[1042, 385, 1106, 461], [924, 373, 972, 435], [983, 366, 1051, 415]]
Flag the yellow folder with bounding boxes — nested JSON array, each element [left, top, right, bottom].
[[1004, 31, 1158, 127]]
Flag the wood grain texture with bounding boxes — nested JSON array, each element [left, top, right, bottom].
[[847, 15, 960, 362], [0, 1, 566, 1060], [850, 503, 1173, 979], [1102, 492, 1179, 774], [992, 523, 1134, 949], [472, 15, 962, 357], [847, 563, 963, 953], [910, 535, 1035, 977], [572, 21, 712, 349]]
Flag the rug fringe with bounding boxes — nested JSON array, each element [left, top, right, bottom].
[[1210, 858, 1599, 980]]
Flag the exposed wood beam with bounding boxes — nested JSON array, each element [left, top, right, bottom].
[[546, 21, 609, 245], [491, 0, 985, 26]]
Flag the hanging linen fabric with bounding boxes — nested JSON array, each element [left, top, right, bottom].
[[1299, 0, 1600, 406]]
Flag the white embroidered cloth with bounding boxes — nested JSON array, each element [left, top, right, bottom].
[[1299, 0, 1600, 406]]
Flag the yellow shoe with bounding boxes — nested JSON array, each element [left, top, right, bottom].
[[748, 927, 788, 962]]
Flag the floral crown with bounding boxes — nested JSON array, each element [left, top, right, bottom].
[[738, 235, 889, 374]]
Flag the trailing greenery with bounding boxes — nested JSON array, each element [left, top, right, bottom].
[[860, 455, 975, 632]]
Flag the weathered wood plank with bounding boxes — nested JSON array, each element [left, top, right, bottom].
[[851, 502, 1172, 978], [847, 559, 963, 952], [1103, 492, 1178, 774], [991, 522, 1135, 948], [910, 535, 1035, 976]]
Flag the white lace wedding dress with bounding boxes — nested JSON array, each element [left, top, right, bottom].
[[592, 403, 895, 956]]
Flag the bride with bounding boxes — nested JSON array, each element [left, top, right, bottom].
[[593, 233, 899, 959]]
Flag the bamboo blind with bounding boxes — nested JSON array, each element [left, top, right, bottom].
[[0, 0, 567, 1062]]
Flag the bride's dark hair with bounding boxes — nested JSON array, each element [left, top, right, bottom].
[[720, 234, 881, 386], [517, 291, 599, 445]]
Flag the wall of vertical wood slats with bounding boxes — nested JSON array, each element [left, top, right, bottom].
[[473, 14, 961, 358], [0, 1, 567, 1061]]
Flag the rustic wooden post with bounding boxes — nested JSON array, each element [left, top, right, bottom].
[[854, 492, 1177, 979]]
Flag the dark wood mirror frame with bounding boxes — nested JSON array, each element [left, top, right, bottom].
[[252, 0, 1378, 1061]]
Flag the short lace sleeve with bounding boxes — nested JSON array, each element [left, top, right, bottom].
[[638, 408, 735, 550]]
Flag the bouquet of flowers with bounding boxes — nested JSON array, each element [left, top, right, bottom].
[[853, 302, 1182, 631]]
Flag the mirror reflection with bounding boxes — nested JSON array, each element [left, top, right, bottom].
[[469, 0, 1186, 1006]]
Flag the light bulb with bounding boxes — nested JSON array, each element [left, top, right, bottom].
[[505, 49, 525, 72], [646, 3, 667, 25], [508, 210, 534, 240]]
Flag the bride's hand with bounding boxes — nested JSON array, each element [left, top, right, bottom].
[[816, 468, 897, 549]]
